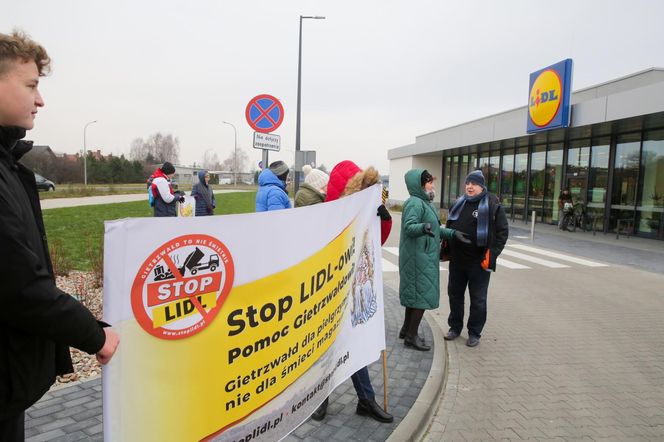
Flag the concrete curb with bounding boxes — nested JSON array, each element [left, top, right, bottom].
[[386, 311, 447, 442]]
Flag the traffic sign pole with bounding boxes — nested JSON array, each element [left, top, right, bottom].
[[261, 150, 269, 179], [245, 94, 284, 188]]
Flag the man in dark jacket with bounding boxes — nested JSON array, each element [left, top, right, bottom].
[[0, 30, 119, 440], [444, 170, 509, 347]]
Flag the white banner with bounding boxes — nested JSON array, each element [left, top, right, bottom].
[[102, 185, 386, 441]]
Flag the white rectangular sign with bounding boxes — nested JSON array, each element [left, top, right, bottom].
[[253, 132, 281, 151]]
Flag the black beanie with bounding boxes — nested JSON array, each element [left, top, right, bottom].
[[161, 161, 175, 175], [421, 170, 433, 186]]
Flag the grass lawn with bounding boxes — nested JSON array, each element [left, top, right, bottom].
[[43, 191, 257, 271]]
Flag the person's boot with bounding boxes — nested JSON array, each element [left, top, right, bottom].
[[399, 307, 413, 339], [311, 398, 328, 421], [356, 398, 394, 423], [404, 334, 431, 351], [403, 308, 429, 350]]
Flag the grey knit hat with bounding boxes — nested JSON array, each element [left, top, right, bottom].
[[269, 161, 289, 179], [465, 170, 485, 188]]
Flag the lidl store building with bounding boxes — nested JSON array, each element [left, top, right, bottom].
[[388, 65, 664, 240]]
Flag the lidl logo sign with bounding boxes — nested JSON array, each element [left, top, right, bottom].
[[527, 59, 573, 133]]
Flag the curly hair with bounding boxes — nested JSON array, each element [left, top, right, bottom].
[[0, 29, 51, 77]]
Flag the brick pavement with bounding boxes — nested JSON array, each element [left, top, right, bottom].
[[284, 285, 434, 441], [419, 222, 664, 441], [25, 379, 103, 442], [25, 285, 435, 442]]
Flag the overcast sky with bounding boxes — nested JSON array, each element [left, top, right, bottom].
[[3, 0, 664, 174]]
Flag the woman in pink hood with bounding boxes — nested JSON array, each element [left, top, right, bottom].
[[311, 160, 393, 424]]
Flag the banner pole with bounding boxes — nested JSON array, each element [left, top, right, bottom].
[[382, 350, 388, 411]]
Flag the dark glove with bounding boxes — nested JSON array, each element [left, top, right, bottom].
[[377, 204, 392, 221], [423, 223, 435, 237], [454, 230, 471, 244]]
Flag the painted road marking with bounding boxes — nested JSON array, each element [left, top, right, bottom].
[[507, 244, 608, 267], [500, 249, 570, 268]]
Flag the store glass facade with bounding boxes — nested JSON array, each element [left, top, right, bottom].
[[637, 130, 664, 237], [544, 143, 564, 223], [439, 118, 664, 240]]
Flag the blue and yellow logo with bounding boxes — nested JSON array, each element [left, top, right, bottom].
[[529, 70, 562, 127], [526, 59, 573, 133]]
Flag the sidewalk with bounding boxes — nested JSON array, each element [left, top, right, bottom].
[[416, 219, 664, 441], [25, 285, 436, 442], [507, 218, 664, 274], [40, 189, 251, 210]]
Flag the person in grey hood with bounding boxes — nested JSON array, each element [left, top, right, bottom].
[[191, 170, 216, 216]]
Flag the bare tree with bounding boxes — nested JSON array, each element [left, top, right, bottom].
[[220, 149, 249, 173], [128, 132, 180, 164], [202, 150, 221, 170], [128, 138, 145, 162]]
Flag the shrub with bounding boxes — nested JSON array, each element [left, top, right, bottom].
[[49, 239, 72, 276]]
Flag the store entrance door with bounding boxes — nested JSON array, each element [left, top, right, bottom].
[[566, 175, 587, 206]]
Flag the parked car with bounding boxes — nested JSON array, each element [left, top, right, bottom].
[[34, 173, 55, 191]]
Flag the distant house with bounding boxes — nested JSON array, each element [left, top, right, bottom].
[[150, 163, 199, 186], [59, 153, 80, 162], [22, 144, 56, 161], [89, 149, 105, 161]]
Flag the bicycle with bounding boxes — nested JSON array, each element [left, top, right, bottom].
[[568, 204, 587, 232], [560, 202, 575, 231]]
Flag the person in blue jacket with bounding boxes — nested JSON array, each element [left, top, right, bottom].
[[256, 161, 291, 212], [191, 170, 215, 216]]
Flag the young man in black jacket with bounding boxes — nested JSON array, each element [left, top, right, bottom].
[[444, 170, 509, 347], [0, 30, 119, 440]]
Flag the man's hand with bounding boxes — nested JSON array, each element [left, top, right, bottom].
[[454, 230, 472, 244], [423, 223, 435, 237], [96, 328, 120, 365], [377, 204, 392, 221]]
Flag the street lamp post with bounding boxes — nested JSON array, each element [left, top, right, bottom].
[[221, 121, 237, 186], [295, 15, 325, 193], [83, 120, 97, 186]]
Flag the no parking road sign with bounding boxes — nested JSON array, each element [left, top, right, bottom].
[[245, 94, 284, 133]]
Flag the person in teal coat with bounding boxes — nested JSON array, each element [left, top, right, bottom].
[[398, 169, 469, 350]]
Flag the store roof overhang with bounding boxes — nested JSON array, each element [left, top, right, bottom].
[[389, 68, 664, 160]]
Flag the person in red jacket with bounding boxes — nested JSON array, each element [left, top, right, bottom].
[[311, 160, 393, 423], [325, 160, 392, 243]]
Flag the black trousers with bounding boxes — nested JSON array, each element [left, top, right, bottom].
[[447, 261, 491, 338], [0, 412, 24, 442]]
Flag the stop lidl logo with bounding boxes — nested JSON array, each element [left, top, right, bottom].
[[131, 234, 235, 340]]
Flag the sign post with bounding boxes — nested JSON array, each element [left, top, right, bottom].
[[246, 94, 285, 174]]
